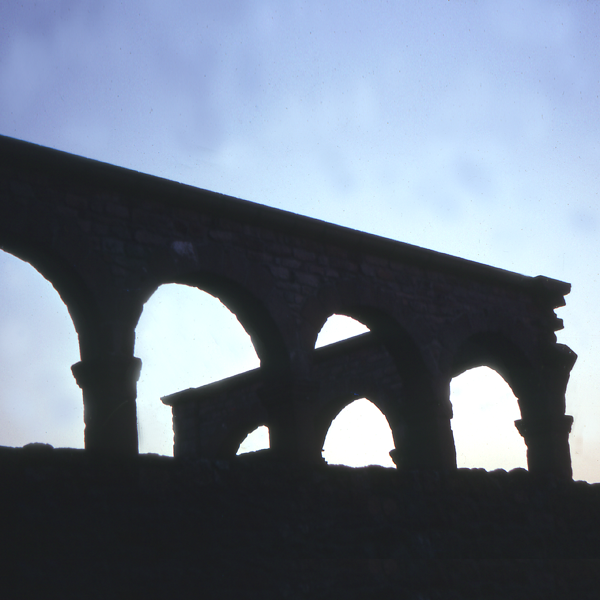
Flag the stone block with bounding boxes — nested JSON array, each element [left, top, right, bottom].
[[296, 272, 320, 287], [293, 247, 317, 261], [101, 237, 125, 255], [270, 265, 290, 280]]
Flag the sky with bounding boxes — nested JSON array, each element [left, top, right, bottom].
[[0, 0, 599, 481]]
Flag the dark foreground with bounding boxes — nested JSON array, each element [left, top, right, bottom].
[[2, 445, 599, 599]]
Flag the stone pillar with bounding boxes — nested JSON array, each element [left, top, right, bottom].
[[515, 415, 574, 479], [259, 379, 323, 464], [390, 379, 457, 471], [513, 343, 577, 479], [390, 410, 457, 471], [71, 356, 142, 455]]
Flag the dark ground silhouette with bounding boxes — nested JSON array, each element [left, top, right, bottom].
[[2, 444, 599, 598]]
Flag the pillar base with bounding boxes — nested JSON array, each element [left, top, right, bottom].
[[259, 379, 322, 464], [391, 414, 457, 471]]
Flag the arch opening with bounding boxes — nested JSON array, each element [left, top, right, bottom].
[[315, 314, 370, 348], [450, 366, 526, 471], [161, 270, 290, 375], [135, 283, 260, 456], [321, 398, 396, 468], [0, 250, 83, 449], [236, 425, 270, 455]]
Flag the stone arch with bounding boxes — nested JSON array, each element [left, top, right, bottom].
[[450, 366, 527, 470], [162, 367, 267, 459], [0, 239, 129, 455], [136, 269, 290, 377], [449, 331, 535, 405], [212, 409, 268, 459], [321, 398, 396, 467], [0, 193, 111, 361], [314, 390, 401, 465], [447, 330, 576, 477], [299, 282, 456, 469], [135, 283, 261, 455], [0, 249, 84, 448], [302, 281, 418, 349], [302, 281, 433, 383], [309, 327, 454, 470], [315, 314, 370, 348], [134, 266, 292, 458], [0, 239, 102, 356], [237, 425, 270, 455]]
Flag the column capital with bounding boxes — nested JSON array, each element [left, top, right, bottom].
[[515, 414, 574, 439], [514, 414, 574, 479], [71, 356, 142, 389], [71, 356, 142, 455]]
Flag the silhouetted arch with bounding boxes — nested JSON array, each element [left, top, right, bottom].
[[303, 281, 414, 348], [321, 398, 396, 467], [215, 413, 269, 459], [136, 271, 290, 376], [450, 332, 535, 402], [135, 284, 261, 455], [236, 425, 270, 455], [313, 383, 403, 460], [450, 366, 527, 470], [0, 136, 576, 474], [0, 192, 111, 360], [0, 250, 83, 448], [315, 314, 370, 348], [302, 282, 435, 390], [0, 240, 101, 358]]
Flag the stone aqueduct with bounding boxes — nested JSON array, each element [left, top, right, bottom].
[[0, 135, 577, 478]]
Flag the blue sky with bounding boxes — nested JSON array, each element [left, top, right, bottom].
[[1, 1, 599, 480]]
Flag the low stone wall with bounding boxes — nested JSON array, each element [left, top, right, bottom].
[[164, 368, 266, 458], [163, 334, 406, 460], [2, 444, 599, 598]]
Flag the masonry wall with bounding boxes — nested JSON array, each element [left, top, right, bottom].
[[0, 136, 593, 597], [0, 134, 577, 477], [165, 332, 406, 460]]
